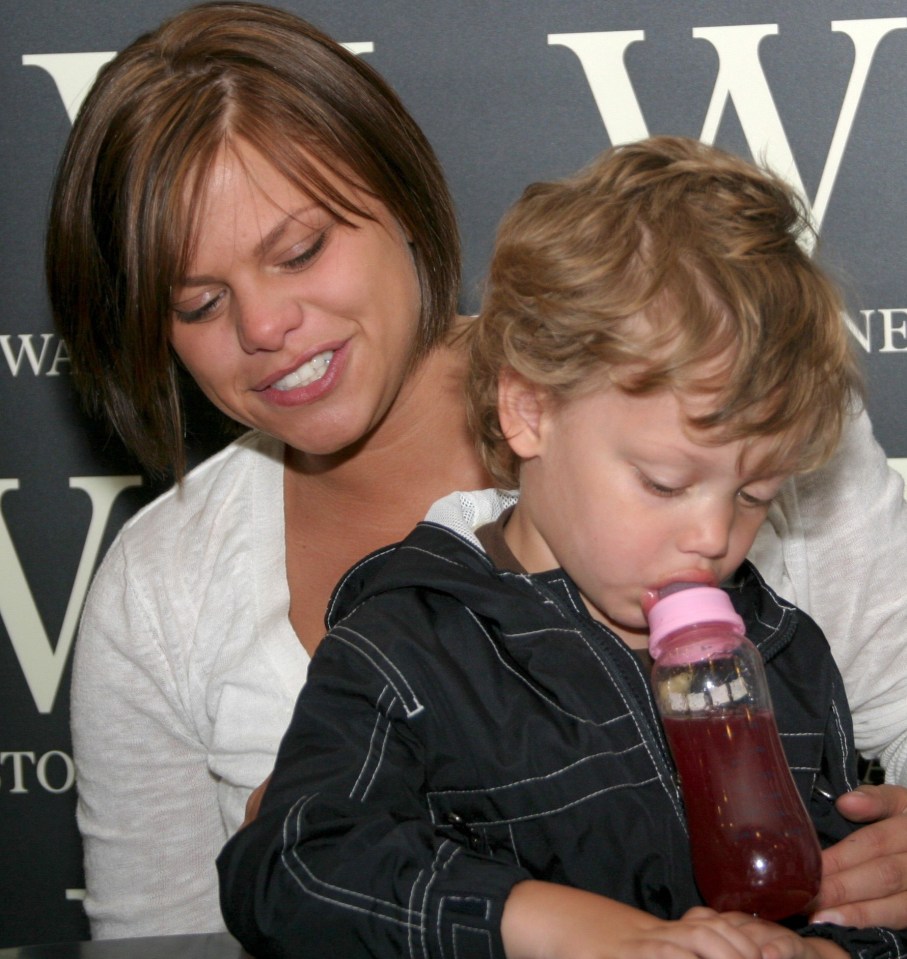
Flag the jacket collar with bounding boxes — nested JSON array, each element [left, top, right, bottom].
[[326, 521, 799, 661]]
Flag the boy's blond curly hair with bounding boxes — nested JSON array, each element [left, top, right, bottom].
[[468, 136, 863, 489]]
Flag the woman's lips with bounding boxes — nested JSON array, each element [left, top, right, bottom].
[[271, 349, 334, 391], [252, 341, 347, 394]]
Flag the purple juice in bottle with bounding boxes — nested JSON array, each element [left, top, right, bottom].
[[648, 586, 821, 919]]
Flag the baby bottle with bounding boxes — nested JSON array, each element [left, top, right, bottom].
[[647, 585, 821, 920]]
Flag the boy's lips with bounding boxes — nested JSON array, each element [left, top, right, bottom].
[[643, 571, 719, 615]]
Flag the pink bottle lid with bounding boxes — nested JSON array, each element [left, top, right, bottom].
[[647, 585, 744, 658]]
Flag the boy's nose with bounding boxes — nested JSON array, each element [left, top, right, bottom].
[[679, 500, 732, 560]]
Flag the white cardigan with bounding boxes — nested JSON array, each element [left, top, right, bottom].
[[71, 411, 907, 938]]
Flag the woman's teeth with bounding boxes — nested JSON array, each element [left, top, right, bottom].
[[272, 350, 334, 391]]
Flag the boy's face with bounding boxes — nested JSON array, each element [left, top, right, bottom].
[[500, 378, 789, 648]]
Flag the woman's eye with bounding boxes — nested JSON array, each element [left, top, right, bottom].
[[279, 229, 329, 271], [172, 289, 226, 324]]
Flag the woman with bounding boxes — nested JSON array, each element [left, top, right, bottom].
[[46, 1, 907, 941]]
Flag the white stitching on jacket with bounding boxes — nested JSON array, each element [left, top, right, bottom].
[[281, 794, 417, 922], [350, 685, 396, 801], [331, 627, 424, 717]]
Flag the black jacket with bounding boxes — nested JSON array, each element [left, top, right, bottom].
[[218, 521, 904, 959]]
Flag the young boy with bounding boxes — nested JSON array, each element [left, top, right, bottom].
[[218, 137, 902, 959]]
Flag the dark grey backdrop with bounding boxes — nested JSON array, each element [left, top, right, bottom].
[[3, 0, 906, 947]]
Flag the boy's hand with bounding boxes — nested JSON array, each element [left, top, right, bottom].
[[720, 914, 846, 959], [503, 882, 764, 959], [811, 784, 907, 928]]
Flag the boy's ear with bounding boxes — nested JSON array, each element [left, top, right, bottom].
[[497, 368, 548, 459]]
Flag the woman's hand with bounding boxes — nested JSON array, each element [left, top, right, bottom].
[[241, 775, 272, 829], [811, 783, 907, 928]]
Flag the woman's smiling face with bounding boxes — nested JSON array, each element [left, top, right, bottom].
[[169, 137, 424, 458]]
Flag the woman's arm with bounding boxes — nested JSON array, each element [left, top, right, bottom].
[[72, 540, 227, 938], [755, 408, 907, 929], [772, 408, 907, 782]]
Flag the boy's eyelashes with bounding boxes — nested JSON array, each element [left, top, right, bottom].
[[737, 490, 773, 509], [634, 468, 781, 507], [645, 479, 683, 498], [636, 470, 685, 498], [737, 473, 788, 508]]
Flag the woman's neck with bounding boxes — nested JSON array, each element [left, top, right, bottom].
[[282, 326, 491, 653], [285, 332, 485, 504]]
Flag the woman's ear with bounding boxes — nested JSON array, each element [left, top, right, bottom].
[[497, 369, 548, 460]]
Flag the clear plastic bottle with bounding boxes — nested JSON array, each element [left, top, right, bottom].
[[647, 585, 821, 919]]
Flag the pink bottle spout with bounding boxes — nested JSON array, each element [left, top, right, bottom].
[[647, 585, 744, 659]]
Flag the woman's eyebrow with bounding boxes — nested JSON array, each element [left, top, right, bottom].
[[252, 206, 319, 259], [177, 206, 321, 287]]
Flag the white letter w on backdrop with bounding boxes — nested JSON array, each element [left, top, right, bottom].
[[22, 42, 374, 122], [549, 18, 906, 244], [0, 477, 141, 713]]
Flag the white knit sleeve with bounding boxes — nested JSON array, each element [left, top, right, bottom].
[[71, 536, 227, 938], [780, 409, 907, 785]]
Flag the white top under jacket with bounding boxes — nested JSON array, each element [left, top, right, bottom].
[[71, 410, 907, 939]]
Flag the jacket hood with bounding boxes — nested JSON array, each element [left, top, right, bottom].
[[326, 521, 548, 634]]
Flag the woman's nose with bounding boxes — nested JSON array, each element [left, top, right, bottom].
[[234, 289, 303, 353]]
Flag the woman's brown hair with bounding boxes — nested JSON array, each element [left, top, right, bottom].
[[46, 1, 460, 477]]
